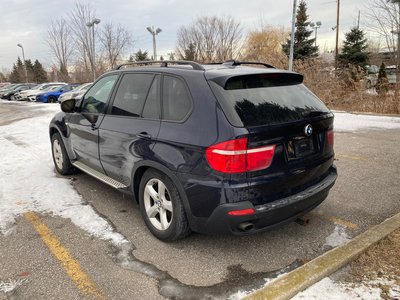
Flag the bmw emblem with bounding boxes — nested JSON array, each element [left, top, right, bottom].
[[304, 124, 313, 137]]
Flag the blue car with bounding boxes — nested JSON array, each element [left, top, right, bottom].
[[36, 85, 78, 103]]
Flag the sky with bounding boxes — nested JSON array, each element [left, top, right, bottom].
[[0, 0, 371, 73]]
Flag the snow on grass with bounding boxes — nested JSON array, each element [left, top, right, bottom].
[[333, 111, 400, 132], [291, 277, 383, 300], [0, 103, 127, 246]]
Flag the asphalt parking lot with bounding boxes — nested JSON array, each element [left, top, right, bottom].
[[0, 101, 399, 299]]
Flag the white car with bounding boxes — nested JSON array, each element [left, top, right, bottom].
[[58, 82, 93, 103], [15, 82, 67, 101]]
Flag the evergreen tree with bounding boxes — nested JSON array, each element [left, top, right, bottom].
[[376, 62, 389, 94], [283, 0, 318, 60], [25, 59, 34, 82], [338, 27, 369, 67], [134, 49, 150, 61], [8, 57, 25, 83], [181, 43, 196, 61], [33, 60, 48, 83]]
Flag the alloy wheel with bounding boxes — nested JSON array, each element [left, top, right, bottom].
[[143, 178, 173, 231]]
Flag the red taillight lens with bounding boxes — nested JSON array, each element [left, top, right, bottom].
[[327, 129, 334, 146], [227, 208, 255, 216], [205, 138, 275, 173]]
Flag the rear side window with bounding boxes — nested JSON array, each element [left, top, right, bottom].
[[209, 73, 330, 127], [162, 76, 191, 121], [142, 75, 160, 119], [112, 73, 154, 117]]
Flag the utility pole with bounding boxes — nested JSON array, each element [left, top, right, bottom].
[[357, 10, 360, 29], [335, 0, 340, 70], [289, 0, 297, 71], [147, 26, 162, 61]]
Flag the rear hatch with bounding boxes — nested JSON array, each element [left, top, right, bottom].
[[207, 70, 335, 206]]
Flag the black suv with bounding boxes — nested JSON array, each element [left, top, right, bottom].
[[49, 60, 337, 241]]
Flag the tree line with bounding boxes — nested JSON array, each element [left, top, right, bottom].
[[2, 0, 397, 84]]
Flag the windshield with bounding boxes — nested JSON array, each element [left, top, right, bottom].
[[209, 74, 330, 127]]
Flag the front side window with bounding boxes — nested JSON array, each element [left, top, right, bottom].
[[81, 74, 118, 114], [111, 73, 154, 117], [162, 76, 191, 121]]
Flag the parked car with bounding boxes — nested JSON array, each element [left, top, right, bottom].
[[15, 82, 67, 101], [36, 85, 79, 103], [0, 83, 36, 100], [50, 60, 337, 241], [0, 82, 11, 88], [0, 84, 17, 95], [365, 65, 397, 89], [58, 82, 93, 103]]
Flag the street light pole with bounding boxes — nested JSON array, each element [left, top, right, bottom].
[[17, 43, 28, 83], [289, 0, 297, 71], [310, 21, 322, 47], [147, 26, 162, 61], [86, 18, 101, 81]]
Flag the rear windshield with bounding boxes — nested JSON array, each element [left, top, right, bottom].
[[209, 74, 330, 127]]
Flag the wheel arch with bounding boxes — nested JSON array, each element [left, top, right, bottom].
[[131, 161, 195, 224], [49, 112, 76, 161]]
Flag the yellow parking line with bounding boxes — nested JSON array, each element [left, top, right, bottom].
[[319, 213, 358, 229], [327, 215, 358, 229], [24, 212, 106, 300]]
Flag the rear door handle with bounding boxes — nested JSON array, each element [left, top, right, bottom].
[[137, 132, 151, 139]]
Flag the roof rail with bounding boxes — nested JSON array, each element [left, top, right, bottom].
[[222, 60, 276, 69], [115, 60, 205, 71]]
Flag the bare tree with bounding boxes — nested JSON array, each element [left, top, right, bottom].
[[243, 25, 288, 68], [176, 16, 243, 63], [45, 18, 75, 81], [69, 2, 97, 81], [365, 0, 399, 61], [99, 22, 133, 69]]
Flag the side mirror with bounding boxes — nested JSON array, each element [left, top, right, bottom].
[[60, 98, 76, 113]]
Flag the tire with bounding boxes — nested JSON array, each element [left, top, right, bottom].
[[51, 132, 75, 175], [139, 169, 191, 241], [10, 95, 15, 100], [48, 96, 57, 103]]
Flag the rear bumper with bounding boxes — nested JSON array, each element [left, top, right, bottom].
[[201, 165, 337, 235]]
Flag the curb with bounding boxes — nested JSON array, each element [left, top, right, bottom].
[[244, 212, 400, 300]]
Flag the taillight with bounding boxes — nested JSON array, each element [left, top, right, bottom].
[[227, 208, 255, 216], [327, 129, 334, 146], [205, 138, 275, 173]]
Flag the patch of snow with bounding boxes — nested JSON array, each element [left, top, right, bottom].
[[227, 289, 254, 300], [333, 112, 400, 132], [324, 225, 350, 248], [0, 278, 26, 293], [0, 106, 127, 247], [291, 277, 383, 300]]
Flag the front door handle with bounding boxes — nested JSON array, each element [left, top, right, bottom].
[[91, 124, 98, 131], [137, 132, 151, 139]]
